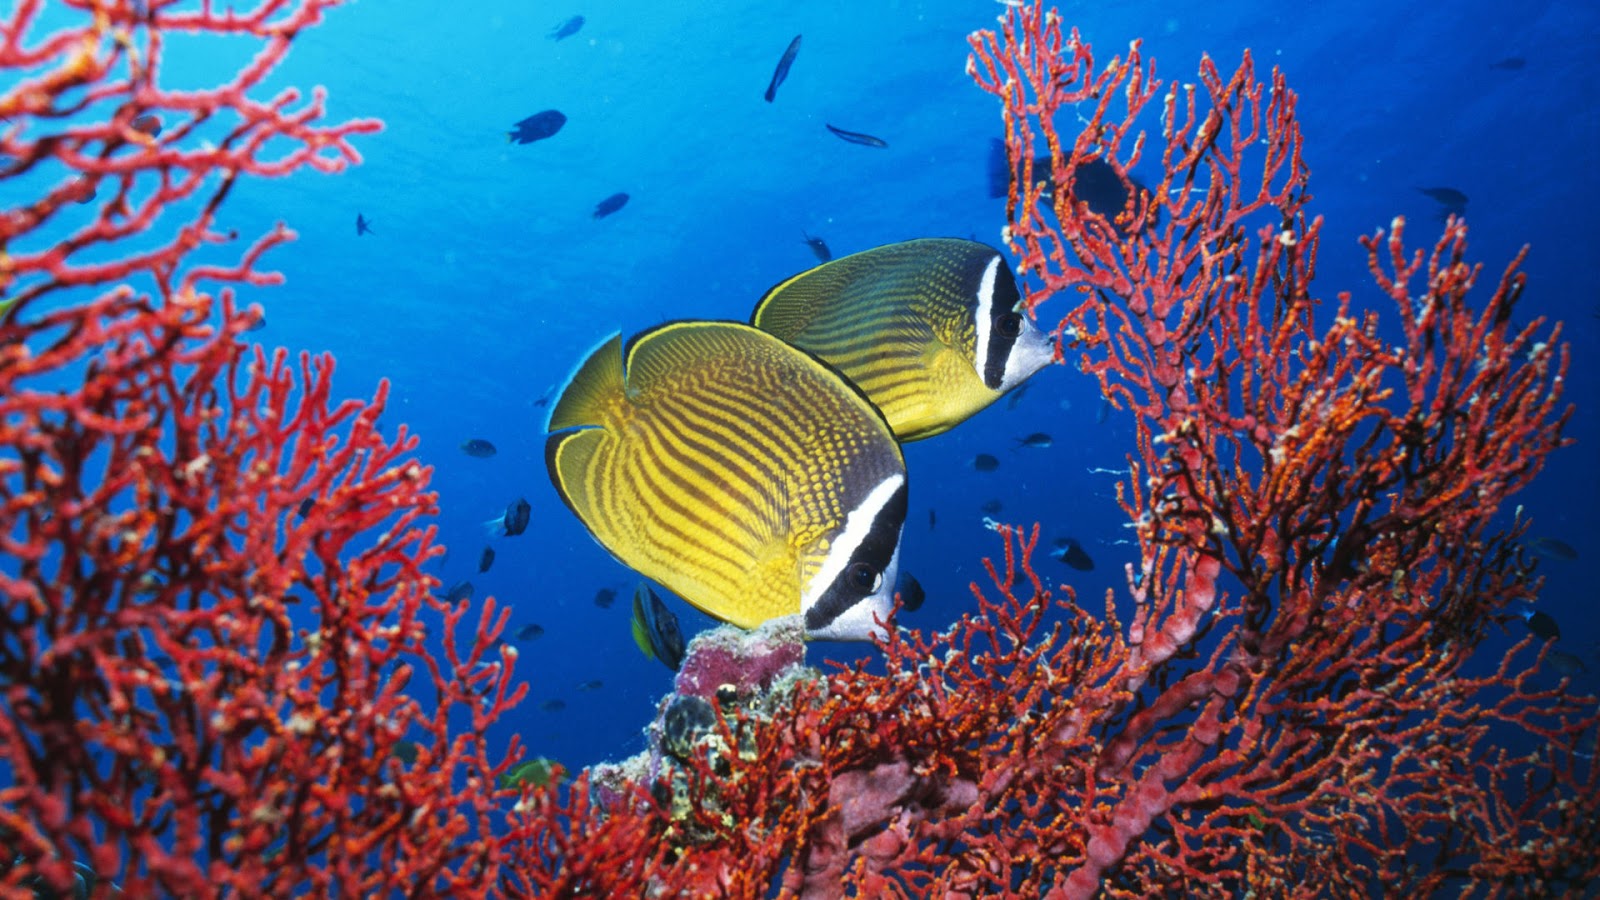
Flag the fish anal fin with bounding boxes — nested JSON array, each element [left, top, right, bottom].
[[544, 427, 609, 522]]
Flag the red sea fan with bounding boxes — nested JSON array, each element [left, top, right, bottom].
[[1, 1, 523, 895]]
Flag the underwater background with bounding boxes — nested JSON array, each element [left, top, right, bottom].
[[105, 0, 1598, 776]]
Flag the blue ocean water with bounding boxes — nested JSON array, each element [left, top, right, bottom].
[[120, 0, 1598, 775]]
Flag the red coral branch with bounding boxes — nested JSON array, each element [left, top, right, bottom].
[[1, 1, 524, 896], [497, 8, 1593, 898]]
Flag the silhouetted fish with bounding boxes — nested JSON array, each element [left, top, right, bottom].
[[981, 499, 1003, 514], [501, 497, 531, 536], [444, 580, 475, 603], [1522, 609, 1560, 642], [988, 139, 1159, 233], [1005, 382, 1029, 410], [515, 623, 545, 641], [765, 34, 802, 102], [1527, 536, 1577, 562], [973, 453, 1000, 472], [593, 587, 617, 609], [549, 15, 584, 40], [356, 213, 374, 236], [1016, 432, 1053, 449], [1051, 537, 1095, 572], [826, 123, 888, 148], [540, 699, 566, 712], [296, 498, 314, 519], [802, 230, 831, 262], [593, 192, 629, 219], [1418, 186, 1468, 218], [461, 438, 497, 458], [577, 679, 603, 691], [510, 110, 567, 145], [1546, 649, 1586, 677], [130, 113, 161, 137], [478, 546, 496, 573], [1488, 57, 1526, 70], [897, 572, 925, 612]]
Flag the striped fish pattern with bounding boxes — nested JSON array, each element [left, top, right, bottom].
[[545, 321, 907, 641], [752, 238, 1054, 441]]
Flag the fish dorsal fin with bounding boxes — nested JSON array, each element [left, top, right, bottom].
[[547, 332, 625, 432], [623, 320, 761, 392]]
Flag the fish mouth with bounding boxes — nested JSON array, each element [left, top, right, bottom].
[[1000, 322, 1056, 391]]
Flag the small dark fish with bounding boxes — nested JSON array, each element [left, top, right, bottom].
[[577, 679, 604, 691], [897, 572, 925, 612], [1017, 432, 1054, 449], [356, 213, 374, 236], [632, 582, 686, 671], [549, 15, 584, 40], [444, 580, 475, 603], [1547, 649, 1588, 677], [1488, 57, 1526, 70], [130, 113, 161, 137], [1097, 397, 1111, 424], [1051, 538, 1095, 572], [514, 623, 545, 641], [825, 123, 888, 149], [478, 546, 496, 573], [928, 509, 936, 530], [987, 139, 1159, 234], [1418, 186, 1468, 216], [1005, 383, 1030, 411], [502, 497, 531, 536], [802, 230, 832, 262], [391, 740, 420, 765], [131, 572, 165, 596], [510, 110, 567, 145], [1527, 536, 1578, 562], [764, 35, 802, 102], [296, 497, 314, 519], [1523, 609, 1561, 642], [592, 192, 629, 219], [981, 499, 1003, 514], [593, 587, 617, 609], [150, 654, 174, 668], [973, 453, 1000, 472], [540, 699, 566, 712], [244, 312, 267, 332], [534, 384, 557, 408], [461, 438, 497, 458]]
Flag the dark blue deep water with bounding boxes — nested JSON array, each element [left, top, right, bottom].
[[40, 0, 1600, 784]]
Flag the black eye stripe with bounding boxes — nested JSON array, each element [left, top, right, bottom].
[[980, 258, 1025, 390], [806, 480, 907, 632]]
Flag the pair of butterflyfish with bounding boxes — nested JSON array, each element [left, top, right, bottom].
[[544, 238, 1054, 641]]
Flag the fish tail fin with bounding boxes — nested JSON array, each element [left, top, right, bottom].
[[483, 515, 506, 536], [547, 332, 625, 432], [987, 138, 1010, 199]]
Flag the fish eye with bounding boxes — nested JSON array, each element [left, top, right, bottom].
[[847, 562, 881, 595], [996, 312, 1023, 338]]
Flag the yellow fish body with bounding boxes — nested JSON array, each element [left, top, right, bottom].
[[545, 321, 907, 641], [752, 238, 1054, 441]]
